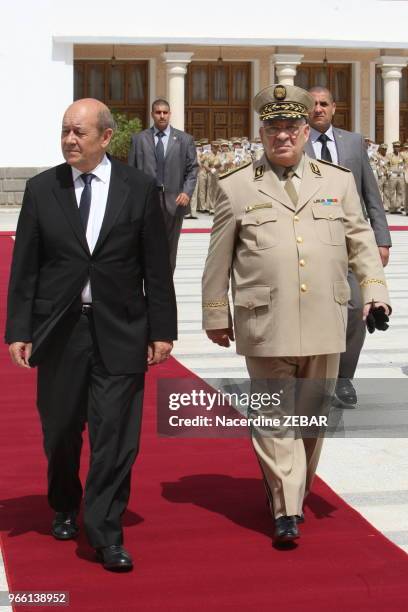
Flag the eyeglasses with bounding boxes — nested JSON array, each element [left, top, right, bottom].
[[263, 124, 304, 137]]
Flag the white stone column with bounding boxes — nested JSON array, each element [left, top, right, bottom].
[[161, 52, 193, 130], [376, 56, 407, 148], [273, 54, 304, 86]]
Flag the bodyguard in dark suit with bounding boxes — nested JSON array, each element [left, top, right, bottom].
[[128, 98, 198, 272], [306, 86, 391, 406], [5, 99, 177, 571]]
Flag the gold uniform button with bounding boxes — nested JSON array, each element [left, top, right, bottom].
[[248, 301, 254, 308], [328, 214, 334, 220], [294, 215, 300, 222], [300, 284, 307, 292], [296, 236, 303, 243], [299, 259, 305, 267]]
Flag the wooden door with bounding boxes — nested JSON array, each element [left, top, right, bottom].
[[185, 62, 251, 141]]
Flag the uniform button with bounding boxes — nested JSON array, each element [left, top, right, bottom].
[[294, 215, 300, 221], [300, 284, 307, 292], [248, 301, 254, 308], [329, 214, 334, 220], [296, 236, 303, 243], [255, 219, 259, 224], [299, 259, 305, 267]]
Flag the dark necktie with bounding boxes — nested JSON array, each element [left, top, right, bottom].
[[79, 173, 94, 232], [283, 167, 298, 206], [156, 131, 165, 187], [317, 133, 333, 163]]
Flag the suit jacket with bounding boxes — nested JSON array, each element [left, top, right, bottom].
[[202, 154, 390, 358], [305, 127, 391, 247], [5, 158, 177, 374], [128, 126, 198, 216]]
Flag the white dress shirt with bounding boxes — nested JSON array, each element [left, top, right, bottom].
[[310, 125, 339, 165], [153, 124, 171, 155], [71, 154, 111, 302]]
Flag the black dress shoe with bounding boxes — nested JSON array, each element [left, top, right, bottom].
[[51, 512, 79, 540], [333, 378, 357, 408], [295, 513, 305, 524], [185, 215, 198, 219], [274, 515, 299, 543], [96, 545, 133, 572]]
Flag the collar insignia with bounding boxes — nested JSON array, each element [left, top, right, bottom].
[[310, 162, 322, 176], [254, 165, 264, 180]]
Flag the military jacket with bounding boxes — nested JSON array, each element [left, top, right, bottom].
[[202, 154, 390, 357]]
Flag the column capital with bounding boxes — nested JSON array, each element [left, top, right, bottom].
[[376, 55, 407, 79], [273, 53, 304, 66], [272, 54, 304, 85], [161, 51, 194, 75]]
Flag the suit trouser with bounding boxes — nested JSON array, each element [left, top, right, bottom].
[[338, 270, 366, 379], [246, 353, 339, 518], [159, 193, 184, 273], [37, 310, 144, 548]]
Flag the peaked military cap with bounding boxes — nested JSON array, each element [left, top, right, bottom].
[[254, 84, 314, 121], [393, 140, 401, 147]]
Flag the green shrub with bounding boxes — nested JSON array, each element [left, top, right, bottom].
[[108, 112, 142, 160]]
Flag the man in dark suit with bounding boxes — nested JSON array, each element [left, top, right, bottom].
[[5, 98, 177, 571], [128, 98, 198, 272], [306, 86, 391, 407]]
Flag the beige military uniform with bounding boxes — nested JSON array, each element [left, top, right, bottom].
[[375, 152, 389, 210], [205, 152, 223, 214], [202, 153, 390, 517], [196, 150, 210, 212], [385, 152, 405, 212], [401, 149, 408, 214]]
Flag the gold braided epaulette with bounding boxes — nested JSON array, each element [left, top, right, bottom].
[[218, 162, 252, 180], [317, 159, 351, 173], [360, 278, 386, 288], [203, 299, 229, 308]]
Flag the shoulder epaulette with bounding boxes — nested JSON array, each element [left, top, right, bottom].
[[317, 159, 351, 173], [218, 161, 252, 180]]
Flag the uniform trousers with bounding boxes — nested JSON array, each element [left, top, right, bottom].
[[246, 353, 340, 518], [37, 309, 144, 548], [338, 270, 366, 379]]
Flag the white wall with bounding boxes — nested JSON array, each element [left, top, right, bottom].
[[1, 2, 74, 166], [2, 0, 408, 166]]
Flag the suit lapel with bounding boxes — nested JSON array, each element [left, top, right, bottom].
[[92, 159, 130, 255], [53, 164, 90, 255], [255, 156, 296, 212], [296, 155, 325, 212], [304, 139, 316, 159], [332, 127, 346, 165], [148, 127, 156, 159], [165, 126, 177, 159]]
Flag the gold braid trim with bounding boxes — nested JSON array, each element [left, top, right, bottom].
[[203, 299, 229, 308], [360, 278, 386, 288]]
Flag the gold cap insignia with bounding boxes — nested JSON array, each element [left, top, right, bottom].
[[274, 85, 286, 100], [254, 165, 264, 180], [310, 162, 322, 176], [254, 84, 314, 122]]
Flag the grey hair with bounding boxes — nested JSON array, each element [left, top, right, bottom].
[[97, 108, 116, 133]]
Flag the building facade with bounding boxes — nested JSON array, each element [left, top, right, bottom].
[[2, 0, 408, 203]]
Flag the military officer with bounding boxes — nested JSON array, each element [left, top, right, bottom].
[[376, 143, 389, 210], [186, 141, 202, 219], [201, 84, 390, 545], [385, 141, 405, 213], [401, 141, 408, 215]]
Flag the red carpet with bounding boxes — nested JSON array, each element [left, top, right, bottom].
[[1, 235, 408, 612]]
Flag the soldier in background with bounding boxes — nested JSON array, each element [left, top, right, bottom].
[[385, 141, 405, 213], [376, 144, 389, 211], [205, 141, 223, 214], [401, 141, 408, 215]]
